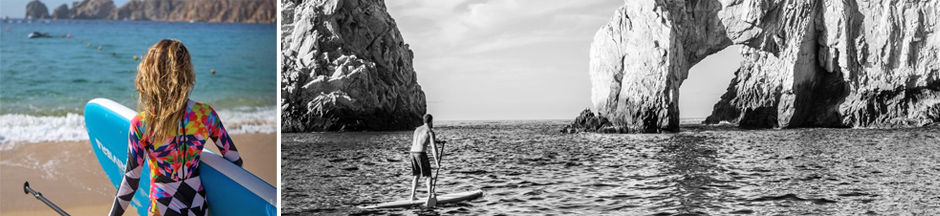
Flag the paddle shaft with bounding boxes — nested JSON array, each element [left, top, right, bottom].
[[23, 181, 71, 216], [431, 141, 445, 194]]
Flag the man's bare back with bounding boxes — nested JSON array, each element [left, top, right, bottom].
[[411, 125, 435, 153]]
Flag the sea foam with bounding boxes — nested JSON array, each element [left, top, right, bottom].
[[0, 107, 276, 149], [0, 113, 88, 149]]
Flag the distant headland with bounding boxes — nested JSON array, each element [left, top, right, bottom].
[[25, 0, 275, 24]]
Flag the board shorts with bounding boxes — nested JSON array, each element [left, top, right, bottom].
[[410, 152, 432, 177]]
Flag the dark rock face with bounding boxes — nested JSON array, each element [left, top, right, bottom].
[[26, 0, 51, 19], [51, 4, 69, 19], [279, 0, 427, 132], [561, 109, 622, 133], [70, 0, 115, 19], [583, 0, 940, 133]]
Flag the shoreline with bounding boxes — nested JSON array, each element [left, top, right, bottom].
[[0, 133, 276, 215], [0, 106, 278, 145]]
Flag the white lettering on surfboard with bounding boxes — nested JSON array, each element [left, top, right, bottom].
[[96, 138, 126, 171]]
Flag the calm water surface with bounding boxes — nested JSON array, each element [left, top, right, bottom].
[[282, 120, 940, 215]]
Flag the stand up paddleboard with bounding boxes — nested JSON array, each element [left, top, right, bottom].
[[360, 190, 484, 209], [85, 98, 276, 216]]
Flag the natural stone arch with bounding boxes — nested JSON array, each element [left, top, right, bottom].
[[679, 45, 743, 120], [589, 0, 739, 132], [584, 0, 940, 133]]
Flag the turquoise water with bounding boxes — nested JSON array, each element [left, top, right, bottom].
[[0, 19, 277, 143]]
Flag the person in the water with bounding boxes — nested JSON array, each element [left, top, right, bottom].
[[410, 114, 444, 202], [109, 39, 243, 216]]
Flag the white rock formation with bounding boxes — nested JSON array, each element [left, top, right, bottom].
[[280, 0, 427, 132], [588, 0, 939, 132]]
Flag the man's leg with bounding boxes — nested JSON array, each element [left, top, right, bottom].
[[411, 175, 419, 201], [426, 177, 434, 199]]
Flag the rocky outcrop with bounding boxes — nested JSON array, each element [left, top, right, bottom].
[[110, 0, 145, 20], [279, 0, 427, 132], [561, 109, 620, 133], [25, 0, 50, 19], [583, 0, 940, 132], [28, 0, 274, 23], [170, 0, 276, 23], [70, 0, 115, 19], [587, 0, 732, 132], [110, 0, 276, 23], [51, 4, 70, 19]]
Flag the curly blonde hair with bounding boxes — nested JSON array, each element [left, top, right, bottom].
[[135, 39, 195, 143]]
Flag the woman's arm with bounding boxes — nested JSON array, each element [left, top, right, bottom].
[[109, 120, 146, 216], [207, 106, 243, 166]]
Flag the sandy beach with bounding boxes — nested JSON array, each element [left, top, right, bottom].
[[0, 133, 276, 216]]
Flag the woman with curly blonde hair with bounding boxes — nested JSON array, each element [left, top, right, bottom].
[[110, 39, 243, 216]]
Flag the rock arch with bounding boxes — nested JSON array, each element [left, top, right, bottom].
[[587, 0, 940, 132]]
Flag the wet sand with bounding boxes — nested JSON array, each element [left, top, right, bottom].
[[0, 133, 276, 216], [282, 120, 940, 215]]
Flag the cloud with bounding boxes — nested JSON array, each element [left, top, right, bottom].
[[460, 31, 578, 54], [388, 0, 615, 49], [384, 0, 626, 120], [460, 0, 608, 27], [553, 13, 611, 26]]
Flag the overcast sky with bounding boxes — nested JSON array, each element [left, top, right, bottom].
[[386, 0, 743, 120]]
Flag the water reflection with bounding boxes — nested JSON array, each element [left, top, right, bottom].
[[651, 134, 723, 214], [281, 121, 940, 215]]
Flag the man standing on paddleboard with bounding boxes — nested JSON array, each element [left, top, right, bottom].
[[410, 114, 444, 202]]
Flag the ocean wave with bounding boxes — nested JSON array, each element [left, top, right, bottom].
[[0, 113, 87, 149], [0, 107, 276, 148], [680, 117, 707, 125], [214, 107, 278, 134]]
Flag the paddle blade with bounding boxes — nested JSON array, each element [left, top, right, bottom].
[[425, 196, 438, 208]]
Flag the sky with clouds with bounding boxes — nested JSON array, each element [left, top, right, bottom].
[[1, 0, 744, 121], [386, 0, 743, 120]]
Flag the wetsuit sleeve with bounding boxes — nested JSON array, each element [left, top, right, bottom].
[[207, 106, 243, 166], [110, 119, 146, 216]]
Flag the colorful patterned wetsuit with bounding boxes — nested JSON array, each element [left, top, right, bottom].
[[110, 100, 242, 216]]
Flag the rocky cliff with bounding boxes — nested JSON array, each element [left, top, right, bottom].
[[580, 0, 939, 132], [28, 0, 274, 24], [280, 0, 427, 132], [110, 0, 145, 20], [70, 0, 115, 19], [171, 0, 276, 23], [110, 0, 276, 23], [51, 4, 69, 19], [25, 0, 50, 19]]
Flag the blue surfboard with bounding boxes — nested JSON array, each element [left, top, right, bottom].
[[85, 98, 276, 216]]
